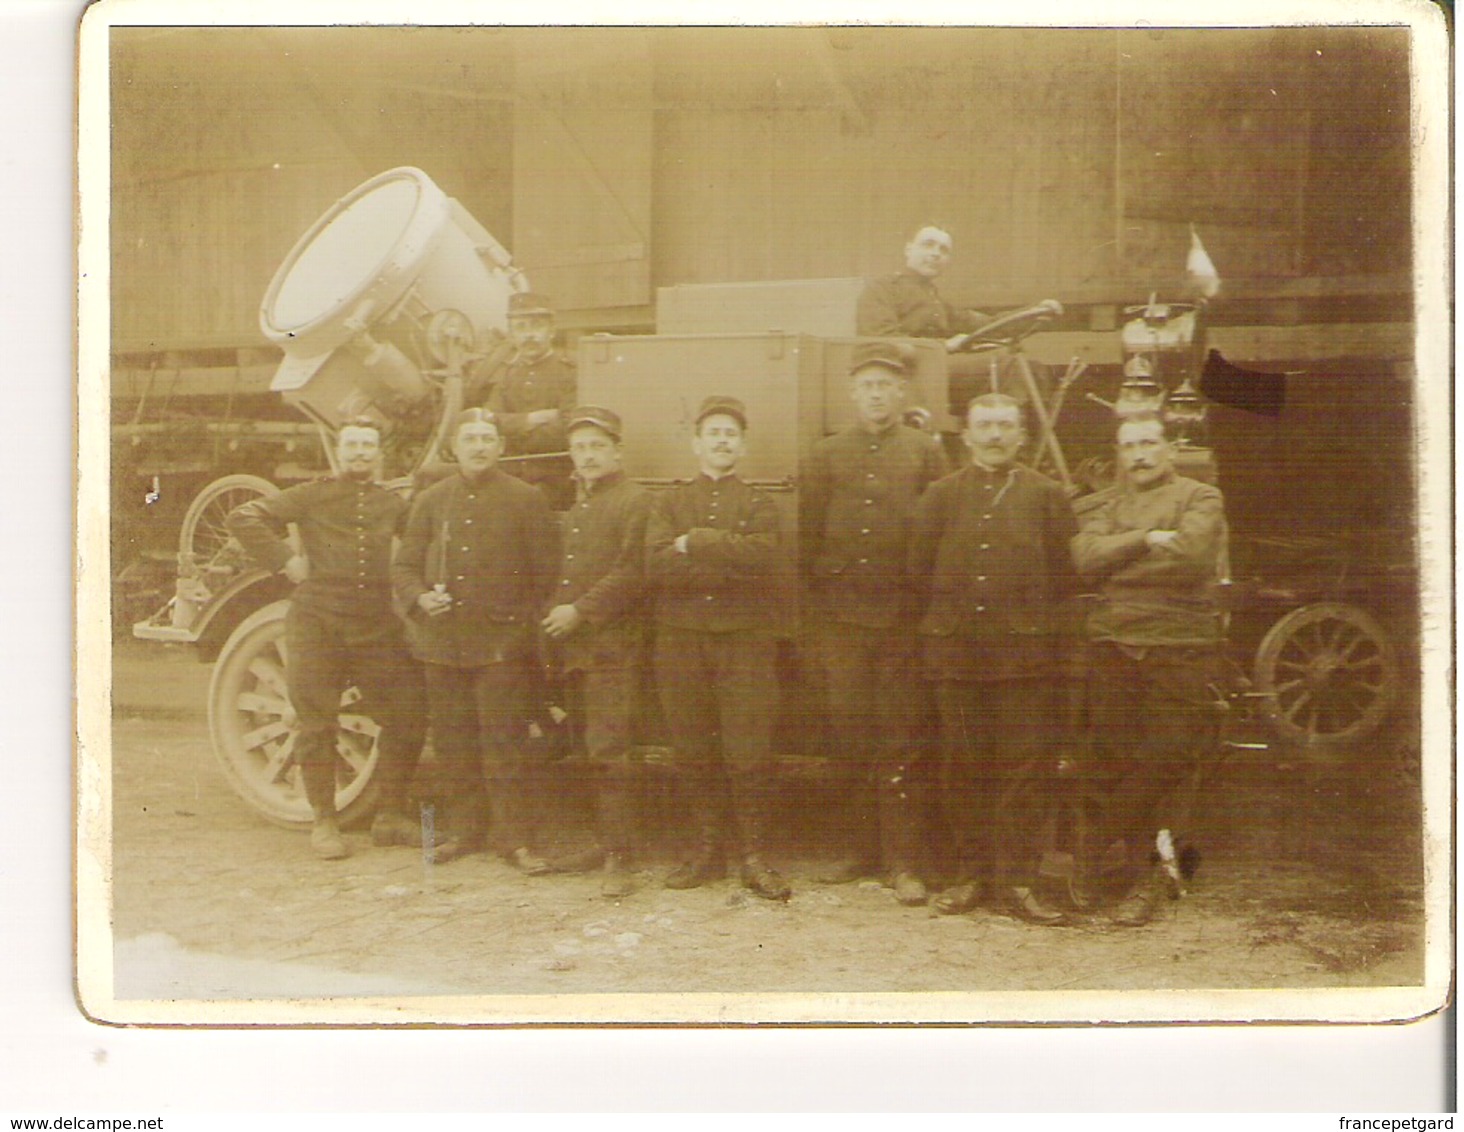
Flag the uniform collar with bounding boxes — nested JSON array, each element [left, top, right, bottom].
[[457, 466, 503, 488], [575, 468, 626, 499]]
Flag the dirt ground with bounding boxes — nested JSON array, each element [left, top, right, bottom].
[[102, 638, 1427, 1014]]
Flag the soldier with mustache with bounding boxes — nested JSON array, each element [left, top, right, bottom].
[[1073, 413, 1229, 927], [646, 396, 794, 902]]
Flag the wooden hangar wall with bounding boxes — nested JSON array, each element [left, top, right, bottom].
[[110, 25, 1413, 359]]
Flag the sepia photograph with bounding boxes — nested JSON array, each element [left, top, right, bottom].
[[75, 0, 1450, 1027]]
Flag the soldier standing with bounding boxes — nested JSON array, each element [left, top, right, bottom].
[[391, 408, 560, 869], [483, 291, 577, 508], [1072, 414, 1229, 927], [226, 419, 427, 859], [909, 393, 1077, 924], [647, 396, 793, 901], [541, 406, 654, 899], [799, 341, 946, 906]]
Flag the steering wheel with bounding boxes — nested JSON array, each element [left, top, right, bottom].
[[950, 299, 1064, 353]]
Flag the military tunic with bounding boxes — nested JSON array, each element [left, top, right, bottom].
[[551, 470, 654, 854], [226, 477, 426, 817], [1073, 473, 1230, 879], [908, 461, 1079, 887], [391, 467, 560, 850], [856, 269, 989, 340], [799, 421, 947, 873], [647, 473, 790, 856]]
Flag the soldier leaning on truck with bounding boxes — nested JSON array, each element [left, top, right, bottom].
[[799, 340, 947, 907], [391, 408, 561, 871], [647, 395, 796, 902], [225, 419, 428, 861], [1072, 413, 1229, 928], [540, 406, 655, 899]]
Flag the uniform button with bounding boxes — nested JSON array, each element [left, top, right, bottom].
[[858, 558, 868, 565], [864, 499, 873, 505], [866, 472, 875, 479], [566, 554, 574, 560], [977, 575, 987, 582], [980, 543, 990, 550], [861, 528, 871, 535], [456, 575, 465, 582], [461, 546, 470, 552], [976, 605, 985, 612], [562, 580, 571, 586], [464, 519, 473, 525], [572, 528, 580, 534]]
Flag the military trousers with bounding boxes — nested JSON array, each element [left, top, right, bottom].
[[284, 604, 427, 819], [654, 626, 779, 858], [422, 656, 538, 853], [563, 663, 641, 856], [934, 677, 1058, 888], [815, 620, 927, 873], [1084, 641, 1224, 874]]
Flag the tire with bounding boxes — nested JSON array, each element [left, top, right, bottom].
[[1252, 601, 1399, 751], [179, 474, 278, 579], [207, 600, 381, 829]]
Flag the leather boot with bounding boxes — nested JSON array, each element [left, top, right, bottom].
[[309, 814, 350, 860], [665, 836, 726, 890], [741, 854, 792, 902]]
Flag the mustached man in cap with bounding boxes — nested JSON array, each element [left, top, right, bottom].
[[227, 418, 428, 860], [647, 396, 794, 901], [799, 341, 947, 905], [477, 291, 578, 509], [1072, 413, 1228, 927], [909, 393, 1079, 925], [391, 408, 560, 870], [540, 406, 654, 898]]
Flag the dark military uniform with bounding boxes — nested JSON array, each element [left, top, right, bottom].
[[800, 420, 947, 876], [856, 270, 1040, 414], [552, 469, 653, 859], [485, 350, 578, 507], [647, 473, 788, 862], [226, 477, 427, 822], [1073, 473, 1228, 885], [856, 269, 988, 340], [909, 462, 1078, 891], [391, 467, 560, 853]]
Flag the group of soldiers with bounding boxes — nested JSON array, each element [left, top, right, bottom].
[[225, 226, 1229, 930]]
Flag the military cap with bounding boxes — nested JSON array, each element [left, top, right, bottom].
[[694, 395, 749, 430], [850, 340, 916, 377], [508, 292, 554, 317], [566, 405, 623, 441], [454, 406, 501, 433]]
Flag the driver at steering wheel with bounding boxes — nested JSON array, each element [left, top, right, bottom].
[[856, 224, 991, 351]]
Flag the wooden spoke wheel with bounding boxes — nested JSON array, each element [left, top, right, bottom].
[[1252, 602, 1399, 751], [207, 600, 381, 829], [179, 474, 278, 578]]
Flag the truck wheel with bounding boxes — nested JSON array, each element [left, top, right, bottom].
[[1252, 602, 1399, 751], [207, 600, 381, 829], [179, 474, 277, 578]]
